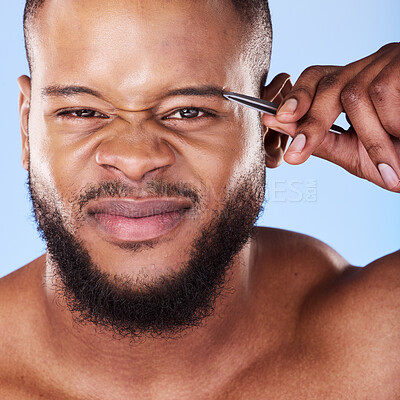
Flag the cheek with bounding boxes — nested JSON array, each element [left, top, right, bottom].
[[28, 107, 58, 186], [27, 109, 90, 205], [224, 113, 264, 194], [187, 114, 263, 209]]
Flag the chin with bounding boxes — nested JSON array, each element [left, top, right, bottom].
[[75, 227, 195, 278]]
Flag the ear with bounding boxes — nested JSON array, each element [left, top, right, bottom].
[[261, 73, 292, 168], [18, 75, 31, 171]]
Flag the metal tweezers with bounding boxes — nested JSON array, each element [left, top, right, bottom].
[[223, 92, 346, 135]]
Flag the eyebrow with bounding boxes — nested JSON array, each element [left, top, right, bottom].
[[41, 85, 224, 100], [164, 86, 224, 98], [41, 85, 103, 99]]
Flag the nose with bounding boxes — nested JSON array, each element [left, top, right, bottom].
[[95, 123, 176, 182]]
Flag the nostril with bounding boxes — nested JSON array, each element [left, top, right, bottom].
[[94, 136, 176, 182]]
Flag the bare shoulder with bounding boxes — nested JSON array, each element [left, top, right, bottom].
[[352, 248, 400, 297], [0, 255, 46, 329], [321, 247, 400, 328], [255, 226, 400, 348], [0, 255, 46, 312], [300, 247, 400, 332], [255, 227, 400, 391], [252, 226, 358, 328], [253, 226, 356, 285], [0, 256, 46, 386], [297, 247, 400, 389]]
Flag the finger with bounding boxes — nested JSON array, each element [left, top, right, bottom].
[[284, 72, 345, 164], [262, 114, 297, 137], [368, 50, 400, 138], [283, 59, 388, 164], [342, 101, 400, 191], [282, 44, 400, 166], [262, 113, 395, 188], [314, 129, 388, 187], [311, 128, 400, 192], [276, 65, 339, 123], [339, 47, 400, 190], [294, 127, 362, 175], [276, 43, 398, 124]]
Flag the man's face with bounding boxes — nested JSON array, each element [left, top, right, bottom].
[[24, 0, 266, 337]]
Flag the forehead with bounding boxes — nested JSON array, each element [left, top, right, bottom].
[[30, 0, 251, 106]]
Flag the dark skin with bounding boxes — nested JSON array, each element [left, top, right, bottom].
[[1, 1, 399, 398]]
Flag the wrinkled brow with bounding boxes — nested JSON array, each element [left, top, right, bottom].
[[41, 85, 225, 100]]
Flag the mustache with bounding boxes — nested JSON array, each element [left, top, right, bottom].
[[75, 180, 201, 210]]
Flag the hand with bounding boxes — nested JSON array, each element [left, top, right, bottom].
[[262, 43, 400, 192]]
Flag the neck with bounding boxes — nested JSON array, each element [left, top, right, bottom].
[[40, 237, 259, 397]]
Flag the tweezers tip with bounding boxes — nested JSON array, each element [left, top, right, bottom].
[[222, 92, 235, 100]]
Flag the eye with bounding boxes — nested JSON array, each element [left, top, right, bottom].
[[57, 109, 108, 119], [164, 108, 210, 120]]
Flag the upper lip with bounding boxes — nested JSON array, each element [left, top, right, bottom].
[[86, 198, 193, 219]]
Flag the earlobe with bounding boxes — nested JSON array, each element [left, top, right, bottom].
[[17, 75, 31, 171]]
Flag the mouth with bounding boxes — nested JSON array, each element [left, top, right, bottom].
[[86, 198, 193, 242]]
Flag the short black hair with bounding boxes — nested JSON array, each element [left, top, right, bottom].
[[23, 0, 272, 86]]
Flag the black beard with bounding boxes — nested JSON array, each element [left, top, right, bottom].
[[28, 170, 265, 341]]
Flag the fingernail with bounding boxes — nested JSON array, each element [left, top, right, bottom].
[[378, 163, 400, 190], [277, 98, 298, 115], [287, 134, 306, 153]]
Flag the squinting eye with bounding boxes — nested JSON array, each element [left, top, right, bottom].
[[166, 108, 206, 120], [58, 109, 108, 118]]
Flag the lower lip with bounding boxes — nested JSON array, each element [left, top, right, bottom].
[[91, 210, 188, 242]]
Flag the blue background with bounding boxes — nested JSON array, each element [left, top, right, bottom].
[[0, 0, 399, 278]]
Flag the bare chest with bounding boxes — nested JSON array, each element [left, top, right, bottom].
[[2, 333, 399, 398], [2, 360, 399, 400]]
